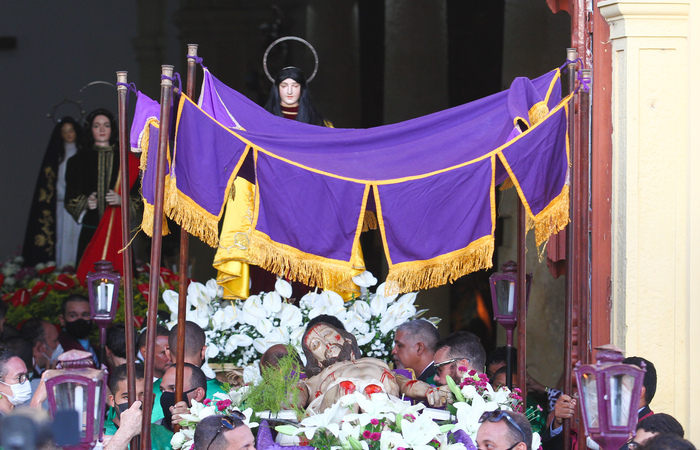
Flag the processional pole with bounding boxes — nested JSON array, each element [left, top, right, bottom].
[[116, 71, 140, 450], [516, 204, 527, 395], [141, 65, 175, 450], [563, 48, 579, 450], [174, 44, 199, 429]]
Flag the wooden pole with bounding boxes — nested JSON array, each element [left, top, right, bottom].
[[174, 43, 198, 430], [563, 48, 578, 450], [141, 65, 174, 450], [516, 203, 527, 395], [116, 71, 140, 450]]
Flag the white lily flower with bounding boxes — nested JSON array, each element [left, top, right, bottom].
[[277, 303, 303, 330], [275, 278, 293, 299], [356, 330, 376, 346], [349, 300, 372, 320], [240, 295, 267, 326], [296, 400, 344, 439], [369, 293, 388, 316], [263, 291, 283, 314], [532, 432, 542, 450], [206, 343, 220, 359], [205, 278, 223, 300], [188, 281, 213, 309], [243, 365, 262, 384], [225, 334, 254, 355], [162, 290, 180, 316], [253, 327, 288, 354], [170, 430, 188, 449], [375, 282, 398, 301], [352, 271, 378, 288], [186, 307, 210, 330], [212, 304, 239, 331], [299, 291, 323, 310], [400, 411, 442, 449], [397, 292, 418, 305]]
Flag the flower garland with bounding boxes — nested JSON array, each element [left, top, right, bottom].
[[161, 271, 434, 368]]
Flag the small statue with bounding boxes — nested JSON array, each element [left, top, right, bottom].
[[296, 322, 451, 413]]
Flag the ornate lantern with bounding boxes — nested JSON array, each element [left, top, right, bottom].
[[488, 260, 532, 388], [574, 344, 646, 450], [86, 260, 120, 366], [45, 350, 108, 449]]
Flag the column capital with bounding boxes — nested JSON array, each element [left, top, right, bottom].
[[598, 0, 689, 39]]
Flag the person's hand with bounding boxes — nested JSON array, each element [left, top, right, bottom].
[[106, 190, 121, 206], [552, 394, 576, 427], [87, 192, 98, 210], [170, 400, 191, 429], [30, 370, 52, 408], [119, 401, 143, 438], [426, 385, 453, 408], [526, 372, 547, 394]]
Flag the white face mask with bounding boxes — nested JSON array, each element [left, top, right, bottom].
[[50, 343, 64, 365], [0, 379, 33, 405]]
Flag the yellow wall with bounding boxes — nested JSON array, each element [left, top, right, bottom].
[[599, 0, 699, 440]]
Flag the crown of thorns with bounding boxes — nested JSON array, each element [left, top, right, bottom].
[[263, 36, 319, 83]]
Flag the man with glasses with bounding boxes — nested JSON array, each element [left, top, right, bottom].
[[432, 331, 487, 386], [195, 413, 256, 450], [476, 410, 533, 450], [0, 348, 31, 416]]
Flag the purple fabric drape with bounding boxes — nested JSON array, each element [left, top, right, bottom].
[[137, 67, 570, 293]]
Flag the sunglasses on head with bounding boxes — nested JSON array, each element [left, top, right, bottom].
[[207, 412, 246, 450], [434, 357, 470, 369], [479, 410, 527, 448]]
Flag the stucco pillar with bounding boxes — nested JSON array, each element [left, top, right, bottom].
[[306, 0, 361, 127], [599, 0, 693, 437]]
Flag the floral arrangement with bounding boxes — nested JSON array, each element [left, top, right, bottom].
[[275, 392, 466, 450], [0, 255, 174, 328], [161, 271, 433, 368], [446, 370, 541, 448], [171, 391, 257, 450]]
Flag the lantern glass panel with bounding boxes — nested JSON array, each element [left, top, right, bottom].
[[580, 372, 599, 429], [52, 382, 89, 439], [609, 373, 635, 427], [92, 279, 114, 316], [494, 279, 516, 316]]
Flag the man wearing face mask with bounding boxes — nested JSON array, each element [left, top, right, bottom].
[[0, 348, 32, 415], [104, 363, 173, 449], [20, 319, 61, 379], [159, 363, 207, 431], [58, 295, 98, 366]]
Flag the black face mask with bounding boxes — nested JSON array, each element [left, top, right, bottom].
[[116, 402, 129, 415], [65, 319, 93, 339], [160, 388, 196, 431]]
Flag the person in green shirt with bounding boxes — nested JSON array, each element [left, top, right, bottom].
[[137, 325, 172, 423], [159, 362, 208, 431], [104, 363, 172, 450]]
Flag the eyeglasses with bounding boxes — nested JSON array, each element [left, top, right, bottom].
[[206, 412, 246, 450], [479, 410, 527, 448], [434, 357, 470, 369]]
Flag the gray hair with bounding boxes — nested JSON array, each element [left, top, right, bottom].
[[396, 319, 440, 353]]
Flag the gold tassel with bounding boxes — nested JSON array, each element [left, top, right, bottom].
[[500, 177, 515, 191], [385, 235, 495, 295], [140, 201, 170, 237], [248, 232, 360, 291], [165, 192, 220, 247], [532, 184, 570, 248], [362, 211, 378, 232]]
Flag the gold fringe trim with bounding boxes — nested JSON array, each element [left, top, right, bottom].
[[500, 177, 515, 191], [528, 101, 549, 127], [529, 184, 570, 248], [165, 190, 220, 247], [362, 211, 378, 232], [247, 231, 359, 290], [384, 235, 495, 295], [141, 201, 170, 237]]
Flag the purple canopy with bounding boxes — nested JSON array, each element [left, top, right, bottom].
[[137, 68, 570, 293]]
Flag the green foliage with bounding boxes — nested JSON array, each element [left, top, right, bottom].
[[243, 345, 302, 416]]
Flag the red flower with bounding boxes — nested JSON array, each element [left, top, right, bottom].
[[362, 430, 371, 439], [137, 283, 150, 299], [203, 399, 211, 406], [11, 289, 30, 307], [216, 399, 232, 411], [370, 432, 381, 441], [53, 274, 76, 290], [30, 281, 53, 301], [0, 274, 4, 286], [38, 265, 56, 275]]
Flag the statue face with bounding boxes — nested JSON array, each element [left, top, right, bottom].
[[91, 114, 111, 145], [305, 324, 346, 364], [60, 122, 77, 143], [278, 78, 301, 107]]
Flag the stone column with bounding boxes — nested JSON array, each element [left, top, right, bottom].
[[306, 0, 361, 127], [383, 0, 448, 124], [599, 0, 694, 437]]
